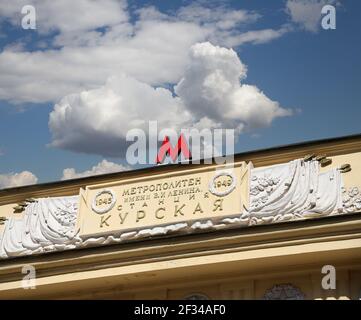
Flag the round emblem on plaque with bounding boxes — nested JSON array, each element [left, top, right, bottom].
[[91, 189, 116, 214], [209, 171, 236, 197]]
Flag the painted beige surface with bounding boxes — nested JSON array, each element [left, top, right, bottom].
[[320, 151, 361, 191]]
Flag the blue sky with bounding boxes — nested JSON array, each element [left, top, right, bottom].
[[0, 0, 360, 187]]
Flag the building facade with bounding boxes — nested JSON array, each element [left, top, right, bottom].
[[0, 135, 360, 299]]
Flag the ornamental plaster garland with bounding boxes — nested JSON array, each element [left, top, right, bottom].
[[248, 159, 345, 225]]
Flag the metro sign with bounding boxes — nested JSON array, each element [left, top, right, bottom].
[[156, 134, 192, 164]]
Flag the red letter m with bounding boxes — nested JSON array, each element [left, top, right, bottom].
[[156, 134, 191, 164]]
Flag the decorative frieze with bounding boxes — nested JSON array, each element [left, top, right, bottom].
[[0, 156, 360, 259]]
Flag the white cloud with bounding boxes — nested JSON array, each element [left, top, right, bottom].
[[285, 0, 338, 32], [177, 3, 261, 29], [0, 0, 128, 34], [0, 20, 205, 104], [175, 42, 292, 131], [177, 3, 290, 47], [219, 26, 292, 47], [49, 42, 292, 156], [0, 171, 38, 189], [0, 2, 290, 104], [61, 159, 129, 180], [49, 73, 191, 156]]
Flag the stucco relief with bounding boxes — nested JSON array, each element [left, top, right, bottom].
[[0, 196, 79, 258], [248, 159, 345, 225], [342, 187, 361, 213], [263, 284, 305, 300]]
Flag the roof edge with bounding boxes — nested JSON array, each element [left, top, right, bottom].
[[1, 133, 361, 197]]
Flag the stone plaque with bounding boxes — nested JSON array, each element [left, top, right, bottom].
[[77, 162, 250, 239]]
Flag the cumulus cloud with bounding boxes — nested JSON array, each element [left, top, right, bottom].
[[286, 0, 338, 32], [49, 73, 191, 156], [49, 42, 292, 157], [61, 159, 129, 180], [0, 2, 290, 104], [175, 42, 292, 131], [0, 171, 38, 189]]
